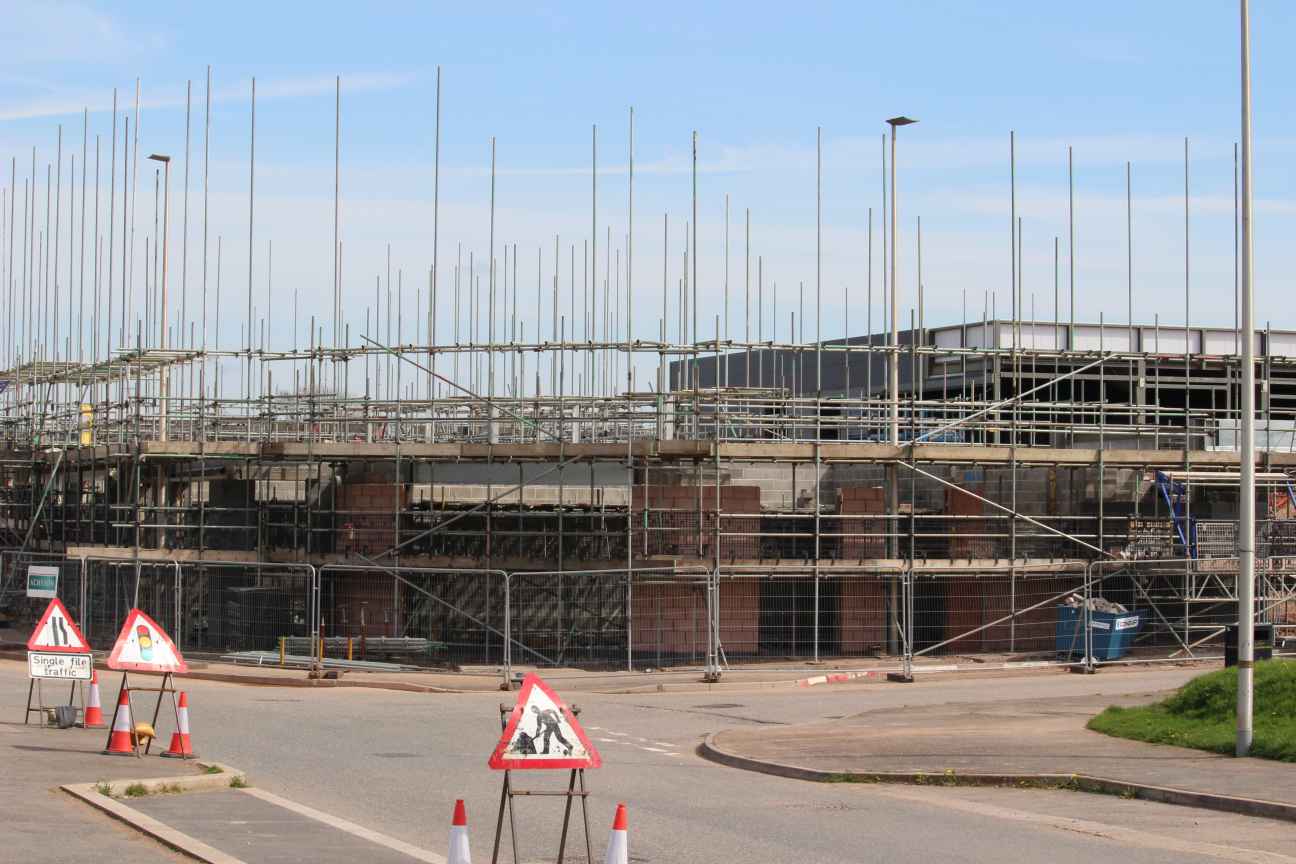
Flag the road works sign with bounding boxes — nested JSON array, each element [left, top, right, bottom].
[[27, 598, 90, 654], [26, 564, 58, 599], [107, 608, 188, 674], [28, 651, 92, 680], [489, 673, 601, 770]]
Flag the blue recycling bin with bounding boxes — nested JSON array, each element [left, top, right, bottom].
[[1056, 606, 1143, 661]]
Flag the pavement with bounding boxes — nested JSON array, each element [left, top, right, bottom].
[[2, 710, 195, 863], [6, 659, 1296, 863], [703, 688, 1296, 821], [120, 787, 445, 864]]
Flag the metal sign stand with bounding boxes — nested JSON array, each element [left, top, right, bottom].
[[490, 704, 594, 864], [104, 670, 183, 757], [24, 676, 82, 727]]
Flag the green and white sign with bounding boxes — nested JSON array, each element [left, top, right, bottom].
[[26, 565, 58, 599]]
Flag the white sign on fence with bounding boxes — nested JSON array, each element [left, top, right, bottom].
[[28, 651, 92, 680], [26, 565, 58, 599]]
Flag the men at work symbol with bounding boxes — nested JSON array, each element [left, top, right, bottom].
[[531, 704, 573, 756]]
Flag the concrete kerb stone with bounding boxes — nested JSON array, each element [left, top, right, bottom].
[[698, 733, 1296, 826], [62, 761, 250, 864]]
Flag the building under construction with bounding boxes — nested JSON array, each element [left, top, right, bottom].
[[1, 314, 1294, 675]]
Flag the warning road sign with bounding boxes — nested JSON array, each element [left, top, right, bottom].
[[27, 598, 90, 654], [489, 673, 601, 770], [107, 609, 188, 674]]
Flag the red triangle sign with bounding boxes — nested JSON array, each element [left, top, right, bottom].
[[488, 673, 601, 770], [107, 608, 188, 673], [27, 598, 90, 654]]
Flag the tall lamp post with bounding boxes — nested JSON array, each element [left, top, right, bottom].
[[148, 153, 172, 443], [885, 116, 916, 668], [1237, 0, 1256, 757], [886, 117, 916, 447]]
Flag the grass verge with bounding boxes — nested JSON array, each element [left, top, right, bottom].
[[1088, 659, 1296, 762]]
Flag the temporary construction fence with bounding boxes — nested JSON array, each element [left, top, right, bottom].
[[0, 550, 85, 629], [317, 564, 509, 669], [3, 553, 1293, 682]]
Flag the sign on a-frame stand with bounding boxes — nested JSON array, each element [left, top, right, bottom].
[[104, 608, 188, 757], [24, 598, 93, 724], [487, 673, 601, 863]]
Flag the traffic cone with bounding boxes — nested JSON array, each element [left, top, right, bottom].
[[448, 799, 471, 864], [603, 803, 628, 864], [104, 689, 134, 755], [162, 691, 195, 757], [83, 671, 105, 728]]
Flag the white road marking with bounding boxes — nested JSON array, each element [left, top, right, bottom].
[[240, 787, 446, 864]]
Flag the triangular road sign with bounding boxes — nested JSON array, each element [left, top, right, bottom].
[[489, 673, 601, 770], [107, 608, 188, 673], [26, 598, 89, 654]]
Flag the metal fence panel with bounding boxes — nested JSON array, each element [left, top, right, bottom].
[[0, 550, 84, 638], [178, 562, 313, 657], [318, 565, 507, 668]]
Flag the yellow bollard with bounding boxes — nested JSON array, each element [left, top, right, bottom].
[[279, 637, 286, 668], [347, 638, 354, 661]]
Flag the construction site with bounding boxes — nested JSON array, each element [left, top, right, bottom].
[[0, 84, 1293, 680]]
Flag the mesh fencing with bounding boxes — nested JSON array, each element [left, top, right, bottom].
[[5, 551, 1294, 672], [319, 565, 507, 668]]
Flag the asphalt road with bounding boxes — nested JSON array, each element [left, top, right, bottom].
[[4, 662, 1294, 863]]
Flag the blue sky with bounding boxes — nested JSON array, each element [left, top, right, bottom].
[[0, 1, 1292, 377]]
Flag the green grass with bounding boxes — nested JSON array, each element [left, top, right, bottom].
[[203, 765, 224, 775], [1088, 659, 1296, 762], [123, 783, 148, 798], [228, 775, 247, 789], [95, 781, 113, 797]]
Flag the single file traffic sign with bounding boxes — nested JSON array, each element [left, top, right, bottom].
[[488, 672, 601, 770], [27, 597, 90, 654]]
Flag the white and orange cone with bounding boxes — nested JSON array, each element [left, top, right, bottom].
[[603, 803, 628, 864], [162, 691, 195, 757], [104, 689, 134, 755], [83, 670, 105, 728], [448, 799, 471, 864]]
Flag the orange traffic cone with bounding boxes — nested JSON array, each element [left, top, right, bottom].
[[104, 689, 134, 755], [603, 803, 628, 864], [162, 691, 195, 757], [83, 671, 105, 728], [447, 799, 470, 864]]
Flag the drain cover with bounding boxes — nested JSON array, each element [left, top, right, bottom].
[[693, 703, 744, 709]]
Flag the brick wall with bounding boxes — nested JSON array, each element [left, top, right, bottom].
[[838, 486, 885, 559], [336, 482, 411, 557]]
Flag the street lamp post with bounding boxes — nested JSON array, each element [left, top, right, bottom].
[[886, 117, 916, 447], [148, 153, 172, 443], [1237, 0, 1256, 757], [885, 117, 916, 671]]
